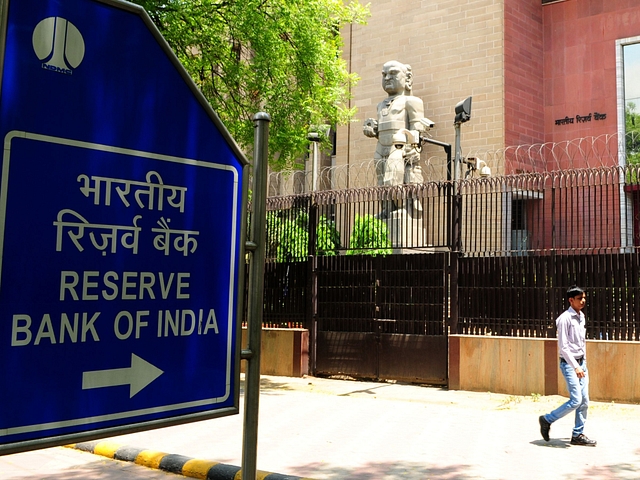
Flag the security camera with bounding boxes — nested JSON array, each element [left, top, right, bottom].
[[307, 132, 320, 142], [462, 157, 477, 168], [419, 117, 435, 129], [462, 157, 491, 177], [395, 129, 421, 146], [392, 132, 406, 148], [474, 158, 491, 177]]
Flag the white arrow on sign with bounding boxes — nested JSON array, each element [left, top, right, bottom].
[[82, 353, 164, 398]]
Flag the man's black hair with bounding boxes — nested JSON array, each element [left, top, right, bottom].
[[566, 285, 585, 299]]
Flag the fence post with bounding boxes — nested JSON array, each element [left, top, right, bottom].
[[449, 252, 459, 334], [450, 184, 462, 333], [307, 199, 318, 374]]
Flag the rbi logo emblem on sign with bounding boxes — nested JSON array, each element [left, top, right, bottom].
[[32, 17, 85, 75]]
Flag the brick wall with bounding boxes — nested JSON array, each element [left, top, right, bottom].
[[336, 0, 506, 185]]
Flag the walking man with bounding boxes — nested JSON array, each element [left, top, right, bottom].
[[539, 285, 597, 446]]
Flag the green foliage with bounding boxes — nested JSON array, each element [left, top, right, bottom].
[[625, 102, 640, 166], [267, 212, 340, 262], [625, 102, 640, 183], [134, 0, 369, 170], [316, 215, 340, 256], [266, 211, 308, 262], [277, 215, 309, 262], [346, 214, 392, 256], [265, 211, 284, 260]]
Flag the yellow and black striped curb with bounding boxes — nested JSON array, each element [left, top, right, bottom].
[[67, 441, 316, 480]]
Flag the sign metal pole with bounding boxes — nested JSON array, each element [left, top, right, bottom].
[[241, 112, 270, 480]]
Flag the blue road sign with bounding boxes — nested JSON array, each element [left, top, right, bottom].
[[0, 0, 246, 453]]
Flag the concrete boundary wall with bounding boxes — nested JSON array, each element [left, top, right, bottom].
[[240, 328, 309, 378], [244, 329, 640, 404], [449, 335, 640, 404]]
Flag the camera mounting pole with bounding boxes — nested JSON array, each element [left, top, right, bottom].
[[449, 96, 472, 335], [453, 96, 472, 183], [421, 137, 452, 181]]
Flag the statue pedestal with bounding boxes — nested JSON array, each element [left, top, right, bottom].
[[385, 207, 432, 253]]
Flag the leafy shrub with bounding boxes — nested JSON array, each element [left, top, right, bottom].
[[316, 215, 340, 256], [267, 211, 340, 261], [346, 214, 392, 256]]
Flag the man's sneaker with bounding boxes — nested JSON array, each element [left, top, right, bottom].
[[539, 415, 551, 441], [570, 434, 597, 446]]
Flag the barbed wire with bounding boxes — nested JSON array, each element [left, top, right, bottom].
[[267, 132, 640, 196]]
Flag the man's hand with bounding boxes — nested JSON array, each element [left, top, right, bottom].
[[575, 366, 586, 378]]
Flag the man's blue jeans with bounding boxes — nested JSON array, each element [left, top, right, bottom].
[[543, 359, 589, 437]]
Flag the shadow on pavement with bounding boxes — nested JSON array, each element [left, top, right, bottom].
[[338, 385, 389, 397], [258, 377, 298, 394], [573, 457, 640, 480], [285, 460, 478, 479], [2, 457, 174, 480], [238, 377, 298, 396], [530, 438, 571, 448]]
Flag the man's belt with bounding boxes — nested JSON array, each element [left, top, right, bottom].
[[560, 356, 584, 364]]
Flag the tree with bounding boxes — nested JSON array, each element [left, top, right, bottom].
[[626, 102, 640, 166], [134, 0, 368, 170]]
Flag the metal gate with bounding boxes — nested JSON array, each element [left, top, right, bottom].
[[314, 253, 449, 385]]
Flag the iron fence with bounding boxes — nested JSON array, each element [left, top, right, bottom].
[[266, 165, 640, 256], [457, 253, 640, 341], [257, 165, 640, 340]]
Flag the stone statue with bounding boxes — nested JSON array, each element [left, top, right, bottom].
[[363, 60, 430, 189]]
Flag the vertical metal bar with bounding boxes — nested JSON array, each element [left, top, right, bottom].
[[241, 112, 270, 480], [551, 185, 556, 250], [308, 201, 318, 374], [311, 141, 319, 192], [449, 250, 459, 334], [448, 125, 462, 334]]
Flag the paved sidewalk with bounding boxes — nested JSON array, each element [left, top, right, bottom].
[[2, 374, 640, 479]]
